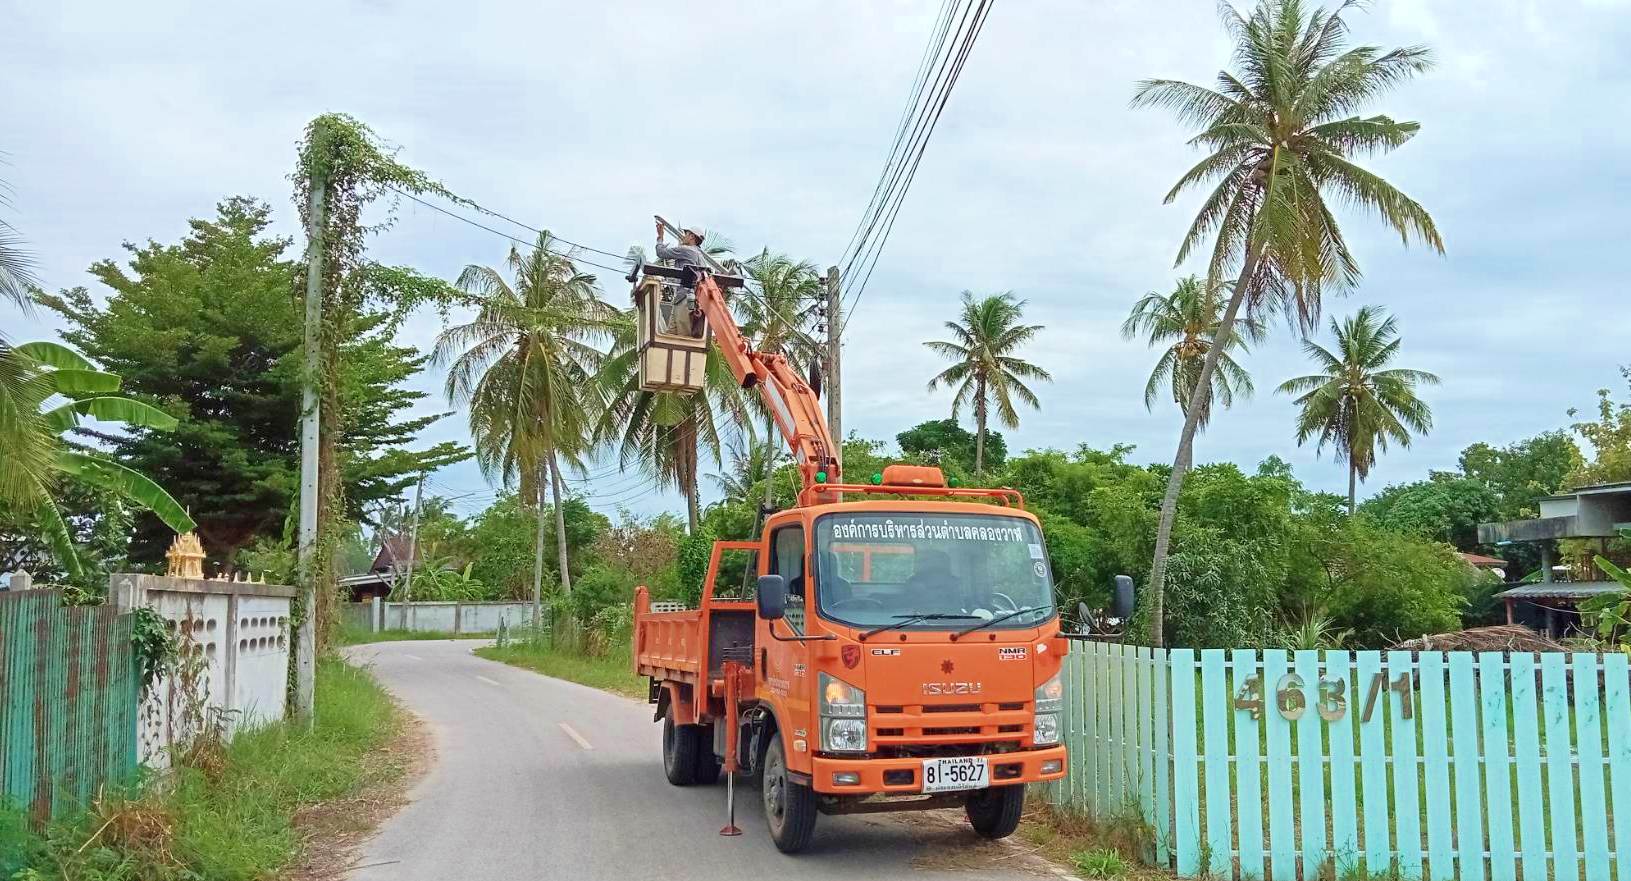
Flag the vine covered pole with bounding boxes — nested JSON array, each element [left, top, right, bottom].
[[294, 169, 325, 725]]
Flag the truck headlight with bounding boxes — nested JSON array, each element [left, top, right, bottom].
[[823, 718, 868, 752], [1034, 671, 1063, 745], [1033, 712, 1061, 745], [819, 673, 867, 752]]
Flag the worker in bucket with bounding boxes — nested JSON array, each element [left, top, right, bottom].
[[655, 222, 708, 336]]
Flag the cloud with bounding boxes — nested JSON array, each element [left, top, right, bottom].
[[3, 0, 1627, 518]]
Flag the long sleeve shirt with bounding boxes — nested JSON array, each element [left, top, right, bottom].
[[655, 241, 706, 269]]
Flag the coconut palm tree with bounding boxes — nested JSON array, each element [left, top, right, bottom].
[[1132, 0, 1444, 645], [1122, 276, 1263, 430], [595, 336, 750, 535], [597, 234, 753, 534], [0, 342, 195, 578], [924, 292, 1050, 476], [738, 249, 824, 527], [0, 182, 48, 506], [1278, 306, 1438, 514], [433, 234, 618, 611]]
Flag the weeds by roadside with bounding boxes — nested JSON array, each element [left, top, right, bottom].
[[1020, 801, 1171, 881], [2, 658, 402, 880], [475, 643, 645, 699], [337, 624, 493, 646]]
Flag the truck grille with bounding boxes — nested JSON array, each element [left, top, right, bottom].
[[867, 700, 1032, 757]]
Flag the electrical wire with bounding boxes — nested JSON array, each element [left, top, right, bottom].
[[392, 187, 631, 276], [837, 0, 996, 335]]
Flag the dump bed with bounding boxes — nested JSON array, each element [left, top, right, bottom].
[[632, 546, 758, 691]]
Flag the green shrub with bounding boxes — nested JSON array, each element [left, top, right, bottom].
[[1073, 847, 1127, 879]]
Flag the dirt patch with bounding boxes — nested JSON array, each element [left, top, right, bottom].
[[902, 808, 1070, 876], [284, 706, 434, 880]]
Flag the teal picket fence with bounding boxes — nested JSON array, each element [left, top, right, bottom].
[[1048, 641, 1631, 881], [0, 589, 139, 823]]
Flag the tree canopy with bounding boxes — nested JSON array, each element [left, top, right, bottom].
[[39, 197, 465, 567]]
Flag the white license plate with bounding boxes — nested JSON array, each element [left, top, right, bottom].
[[921, 756, 989, 793]]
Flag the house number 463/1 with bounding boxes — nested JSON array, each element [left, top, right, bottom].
[[1232, 671, 1412, 723]]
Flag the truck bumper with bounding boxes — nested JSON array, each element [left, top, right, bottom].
[[809, 745, 1067, 795]]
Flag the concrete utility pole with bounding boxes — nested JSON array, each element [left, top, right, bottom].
[[403, 473, 425, 628], [294, 175, 325, 725], [825, 266, 843, 460]]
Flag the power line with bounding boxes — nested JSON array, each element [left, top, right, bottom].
[[838, 0, 996, 335], [392, 187, 630, 276], [838, 0, 958, 264], [386, 185, 627, 262]]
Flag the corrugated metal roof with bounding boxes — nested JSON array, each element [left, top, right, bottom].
[[1495, 582, 1627, 600]]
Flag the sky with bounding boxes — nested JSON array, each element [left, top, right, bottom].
[[5, 0, 1629, 522]]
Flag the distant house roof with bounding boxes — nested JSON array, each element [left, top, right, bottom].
[[371, 535, 416, 573], [1495, 582, 1626, 601], [1459, 552, 1507, 568]]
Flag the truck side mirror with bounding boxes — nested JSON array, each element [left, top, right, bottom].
[[756, 574, 787, 620], [1112, 575, 1136, 620]]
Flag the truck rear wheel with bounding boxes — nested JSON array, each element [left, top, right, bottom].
[[693, 726, 721, 784], [762, 736, 817, 853], [966, 784, 1025, 839], [662, 709, 707, 786]]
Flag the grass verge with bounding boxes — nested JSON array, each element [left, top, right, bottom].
[[337, 624, 494, 645], [475, 643, 646, 699], [1019, 800, 1173, 880], [2, 657, 405, 880]]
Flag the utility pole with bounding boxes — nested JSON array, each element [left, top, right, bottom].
[[294, 174, 324, 726], [825, 266, 843, 462], [403, 473, 425, 630]]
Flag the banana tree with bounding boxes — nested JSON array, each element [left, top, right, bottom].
[[3, 341, 195, 579]]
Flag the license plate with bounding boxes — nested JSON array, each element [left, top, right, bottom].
[[921, 756, 989, 793]]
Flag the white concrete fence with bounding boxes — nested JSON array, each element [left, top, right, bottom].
[[111, 573, 295, 767], [343, 599, 534, 635]]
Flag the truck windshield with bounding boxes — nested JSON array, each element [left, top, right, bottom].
[[814, 513, 1055, 630]]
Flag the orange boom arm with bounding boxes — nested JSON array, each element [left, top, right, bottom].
[[690, 272, 841, 506]]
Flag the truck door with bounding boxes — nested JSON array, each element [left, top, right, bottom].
[[761, 519, 813, 765]]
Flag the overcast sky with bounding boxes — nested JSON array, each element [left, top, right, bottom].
[[5, 0, 1628, 521]]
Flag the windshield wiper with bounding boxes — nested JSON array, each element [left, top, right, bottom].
[[950, 606, 1050, 641], [860, 613, 980, 641]]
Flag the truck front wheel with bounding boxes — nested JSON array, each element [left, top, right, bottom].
[[662, 709, 706, 786], [966, 785, 1024, 839], [762, 736, 817, 853]]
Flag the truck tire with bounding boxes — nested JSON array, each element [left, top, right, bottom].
[[762, 736, 817, 853], [966, 784, 1025, 839], [662, 710, 704, 786], [693, 725, 721, 785]]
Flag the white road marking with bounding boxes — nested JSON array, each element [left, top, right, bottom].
[[475, 675, 503, 687], [402, 653, 424, 661], [557, 722, 594, 751]]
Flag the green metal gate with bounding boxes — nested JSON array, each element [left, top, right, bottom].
[[0, 589, 138, 822]]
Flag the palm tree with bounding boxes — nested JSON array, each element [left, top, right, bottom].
[[0, 180, 47, 506], [924, 292, 1051, 476], [598, 234, 752, 534], [0, 342, 195, 578], [1122, 276, 1263, 429], [596, 337, 749, 534], [1132, 0, 1444, 645], [738, 249, 824, 528], [433, 234, 618, 613], [1278, 306, 1438, 513]]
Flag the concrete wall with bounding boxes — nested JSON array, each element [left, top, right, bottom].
[[345, 600, 531, 634], [111, 573, 295, 767]]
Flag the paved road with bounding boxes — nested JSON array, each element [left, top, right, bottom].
[[343, 639, 1054, 881]]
